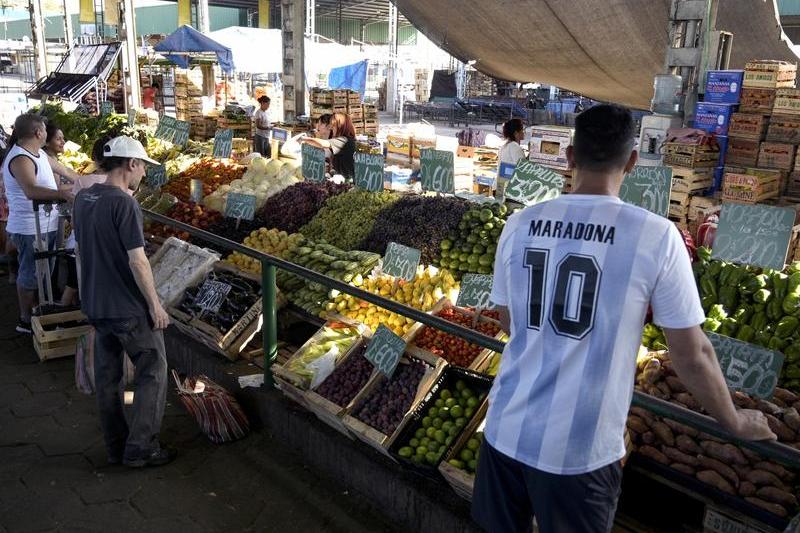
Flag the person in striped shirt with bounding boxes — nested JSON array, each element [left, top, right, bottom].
[[472, 104, 776, 533]]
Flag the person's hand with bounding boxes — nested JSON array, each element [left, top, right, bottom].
[[726, 409, 777, 441], [150, 304, 170, 330], [60, 189, 75, 203]]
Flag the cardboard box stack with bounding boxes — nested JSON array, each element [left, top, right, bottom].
[[724, 61, 797, 204]]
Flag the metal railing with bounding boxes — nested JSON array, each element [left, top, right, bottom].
[[144, 209, 800, 470]]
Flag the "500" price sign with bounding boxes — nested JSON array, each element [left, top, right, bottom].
[[712, 203, 795, 270], [420, 148, 455, 194], [707, 332, 785, 399]]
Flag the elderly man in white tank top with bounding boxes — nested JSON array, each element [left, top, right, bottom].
[[1, 113, 76, 333]]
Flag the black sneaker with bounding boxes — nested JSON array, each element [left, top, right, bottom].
[[15, 320, 31, 334], [123, 447, 177, 468]]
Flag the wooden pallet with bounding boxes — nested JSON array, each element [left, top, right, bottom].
[[668, 191, 690, 218], [726, 138, 761, 167], [32, 310, 91, 361], [722, 171, 781, 203], [739, 87, 776, 114], [767, 114, 800, 144], [727, 113, 770, 141], [758, 142, 797, 172], [663, 142, 719, 168], [743, 60, 797, 89], [669, 166, 714, 194], [773, 88, 800, 116]]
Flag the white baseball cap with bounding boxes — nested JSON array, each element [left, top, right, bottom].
[[103, 136, 159, 165]]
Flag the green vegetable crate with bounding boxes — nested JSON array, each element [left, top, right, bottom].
[[167, 262, 263, 361], [438, 399, 487, 500], [341, 354, 445, 459], [386, 367, 491, 477]]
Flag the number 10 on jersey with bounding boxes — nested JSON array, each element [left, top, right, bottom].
[[524, 248, 601, 340]]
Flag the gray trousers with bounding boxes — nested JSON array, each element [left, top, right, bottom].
[[92, 316, 167, 462]]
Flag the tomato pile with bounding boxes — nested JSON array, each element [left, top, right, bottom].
[[162, 158, 245, 201], [412, 307, 501, 367], [151, 201, 222, 241]]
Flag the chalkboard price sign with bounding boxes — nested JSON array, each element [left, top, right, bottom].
[[456, 274, 495, 309], [127, 109, 136, 127], [155, 116, 177, 142], [173, 120, 190, 147], [189, 179, 204, 204], [707, 332, 785, 399], [100, 101, 114, 117], [620, 166, 673, 218], [212, 129, 233, 158], [225, 193, 257, 221], [195, 280, 232, 314], [420, 148, 455, 194], [504, 159, 564, 206], [146, 165, 168, 189], [712, 203, 795, 270], [353, 152, 385, 192], [363, 324, 406, 378], [382, 242, 421, 281], [301, 143, 326, 183]]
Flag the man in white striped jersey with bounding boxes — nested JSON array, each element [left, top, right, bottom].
[[472, 104, 775, 533]]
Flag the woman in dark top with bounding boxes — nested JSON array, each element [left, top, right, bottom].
[[301, 112, 356, 179]]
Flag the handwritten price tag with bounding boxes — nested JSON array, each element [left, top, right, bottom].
[[195, 280, 232, 313], [712, 203, 795, 270], [127, 109, 136, 127], [225, 193, 257, 221], [420, 148, 455, 194], [504, 159, 563, 206], [302, 143, 326, 183], [173, 120, 190, 147], [100, 101, 114, 116], [382, 242, 421, 281], [155, 116, 177, 142], [354, 152, 384, 192], [363, 324, 406, 377], [456, 274, 494, 309], [146, 165, 168, 189], [620, 166, 672, 218], [212, 129, 233, 158], [707, 332, 785, 399]]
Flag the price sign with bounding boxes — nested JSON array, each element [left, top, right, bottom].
[[382, 242, 421, 281], [127, 109, 136, 127], [354, 152, 384, 192], [173, 120, 190, 147], [301, 143, 326, 183], [712, 203, 795, 270], [155, 116, 177, 142], [703, 507, 769, 533], [271, 128, 289, 142], [225, 192, 257, 221], [145, 165, 168, 189], [504, 159, 564, 206], [212, 129, 233, 158], [189, 178, 204, 204], [195, 280, 232, 313], [100, 101, 114, 117], [456, 274, 494, 309], [420, 148, 455, 194], [363, 324, 406, 377], [707, 332, 784, 399], [620, 166, 672, 218]]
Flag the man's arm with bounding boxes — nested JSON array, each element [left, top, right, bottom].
[[127, 247, 169, 330], [256, 114, 271, 131], [48, 156, 82, 182], [9, 157, 71, 202], [664, 325, 775, 441], [495, 305, 510, 335]]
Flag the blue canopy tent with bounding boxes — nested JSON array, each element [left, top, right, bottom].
[[154, 25, 235, 74], [328, 60, 368, 99]]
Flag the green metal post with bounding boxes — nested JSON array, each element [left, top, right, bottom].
[[262, 260, 278, 387]]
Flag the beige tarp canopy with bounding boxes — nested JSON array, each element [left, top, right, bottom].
[[394, 0, 798, 109]]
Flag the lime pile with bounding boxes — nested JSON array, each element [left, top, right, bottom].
[[435, 204, 509, 278], [448, 430, 483, 473], [396, 379, 485, 466]]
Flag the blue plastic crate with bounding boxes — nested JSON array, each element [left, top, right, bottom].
[[693, 102, 737, 136]]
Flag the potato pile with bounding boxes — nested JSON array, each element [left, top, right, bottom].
[[630, 351, 800, 518]]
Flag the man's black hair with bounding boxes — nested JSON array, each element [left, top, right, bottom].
[[572, 104, 635, 172], [258, 95, 271, 104]]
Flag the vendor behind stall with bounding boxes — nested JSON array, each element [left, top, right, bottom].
[[301, 112, 356, 179], [253, 96, 272, 158]]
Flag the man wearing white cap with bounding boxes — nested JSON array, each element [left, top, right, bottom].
[[73, 136, 175, 468]]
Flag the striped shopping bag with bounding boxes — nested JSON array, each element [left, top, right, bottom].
[[171, 370, 250, 444]]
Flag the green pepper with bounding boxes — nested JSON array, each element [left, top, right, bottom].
[[739, 274, 767, 295], [733, 305, 754, 323], [708, 304, 728, 321], [754, 303, 766, 313], [707, 261, 723, 277], [736, 324, 756, 342], [731, 268, 752, 289], [703, 317, 722, 332], [788, 261, 800, 275], [719, 318, 739, 338], [750, 312, 769, 332], [769, 336, 789, 351], [652, 340, 668, 351], [789, 272, 800, 296], [697, 246, 712, 263], [777, 316, 800, 338], [692, 262, 706, 279], [755, 328, 773, 347], [769, 298, 785, 320], [719, 286, 739, 312], [784, 365, 800, 379], [783, 293, 800, 316], [700, 274, 718, 298], [784, 344, 800, 363], [718, 263, 735, 286], [701, 294, 715, 312], [772, 273, 789, 300], [753, 289, 772, 304]]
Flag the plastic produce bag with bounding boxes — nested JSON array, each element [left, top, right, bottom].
[[74, 328, 136, 395]]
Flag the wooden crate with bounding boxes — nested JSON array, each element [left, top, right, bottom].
[[362, 104, 378, 118], [786, 172, 800, 196], [310, 88, 332, 105], [167, 263, 263, 361], [727, 113, 770, 141], [669, 166, 714, 194], [767, 114, 800, 144], [758, 142, 796, 172], [743, 60, 797, 89], [774, 88, 800, 116], [740, 87, 776, 114], [722, 171, 781, 203], [663, 142, 719, 168], [726, 137, 761, 167], [668, 191, 690, 219], [32, 310, 91, 361], [438, 399, 488, 501], [348, 106, 363, 120], [341, 357, 445, 458]]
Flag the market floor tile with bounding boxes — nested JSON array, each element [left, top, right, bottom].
[[0, 285, 397, 533]]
